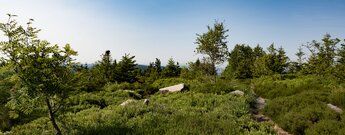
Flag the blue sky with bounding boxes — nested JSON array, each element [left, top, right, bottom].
[[1, 0, 345, 65]]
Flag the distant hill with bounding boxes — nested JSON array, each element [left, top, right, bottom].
[[136, 64, 149, 70], [79, 63, 148, 70]]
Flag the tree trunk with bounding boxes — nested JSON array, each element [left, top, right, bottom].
[[212, 61, 217, 83], [45, 97, 62, 135]]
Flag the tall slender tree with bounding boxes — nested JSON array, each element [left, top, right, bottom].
[[98, 50, 112, 82], [195, 21, 229, 82]]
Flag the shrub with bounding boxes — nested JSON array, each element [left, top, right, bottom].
[[257, 75, 345, 134], [329, 87, 345, 109], [304, 119, 344, 135], [9, 91, 275, 135], [191, 79, 249, 94]]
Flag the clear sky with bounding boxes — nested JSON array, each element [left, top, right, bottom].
[[1, 0, 345, 65]]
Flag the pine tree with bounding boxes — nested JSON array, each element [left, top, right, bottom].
[[225, 44, 254, 79], [117, 54, 137, 83], [162, 58, 181, 78]]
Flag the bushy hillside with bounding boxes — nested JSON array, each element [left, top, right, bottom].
[[3, 79, 275, 135], [253, 75, 345, 135]]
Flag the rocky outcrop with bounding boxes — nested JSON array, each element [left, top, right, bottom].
[[159, 84, 186, 94]]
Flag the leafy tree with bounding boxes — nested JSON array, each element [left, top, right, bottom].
[[0, 14, 77, 135], [162, 58, 181, 78], [195, 21, 229, 82], [0, 65, 15, 131], [116, 54, 137, 83]]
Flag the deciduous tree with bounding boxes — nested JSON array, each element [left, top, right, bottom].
[[195, 21, 229, 82], [0, 14, 77, 135]]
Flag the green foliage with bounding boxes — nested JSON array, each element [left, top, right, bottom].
[[329, 87, 345, 108], [65, 90, 134, 113], [338, 40, 345, 64], [142, 58, 163, 83], [96, 50, 113, 82], [253, 75, 329, 99], [0, 66, 13, 105], [8, 91, 275, 135], [152, 78, 191, 88], [225, 44, 254, 79], [116, 54, 138, 83], [161, 58, 181, 78], [303, 34, 341, 75], [103, 82, 158, 98], [304, 119, 345, 135], [265, 44, 289, 74], [76, 66, 105, 92], [0, 14, 78, 134], [186, 58, 216, 79], [254, 75, 345, 134], [191, 79, 249, 94]]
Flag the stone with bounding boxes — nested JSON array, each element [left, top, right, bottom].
[[255, 97, 266, 110], [143, 99, 149, 105], [327, 103, 343, 113], [120, 99, 136, 106], [159, 83, 186, 94], [230, 90, 244, 96]]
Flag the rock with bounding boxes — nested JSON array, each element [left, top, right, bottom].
[[120, 99, 136, 106], [230, 90, 244, 96], [143, 99, 149, 105], [327, 103, 343, 113], [255, 97, 266, 110], [159, 84, 186, 94]]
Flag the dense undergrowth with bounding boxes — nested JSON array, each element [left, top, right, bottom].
[[1, 78, 276, 135], [253, 75, 345, 135]]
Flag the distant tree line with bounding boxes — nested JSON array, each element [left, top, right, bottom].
[[223, 34, 345, 80]]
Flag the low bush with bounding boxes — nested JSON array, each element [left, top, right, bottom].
[[304, 119, 345, 135], [191, 79, 249, 94], [9, 92, 276, 135], [253, 76, 328, 99], [256, 75, 345, 134], [329, 87, 345, 109]]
